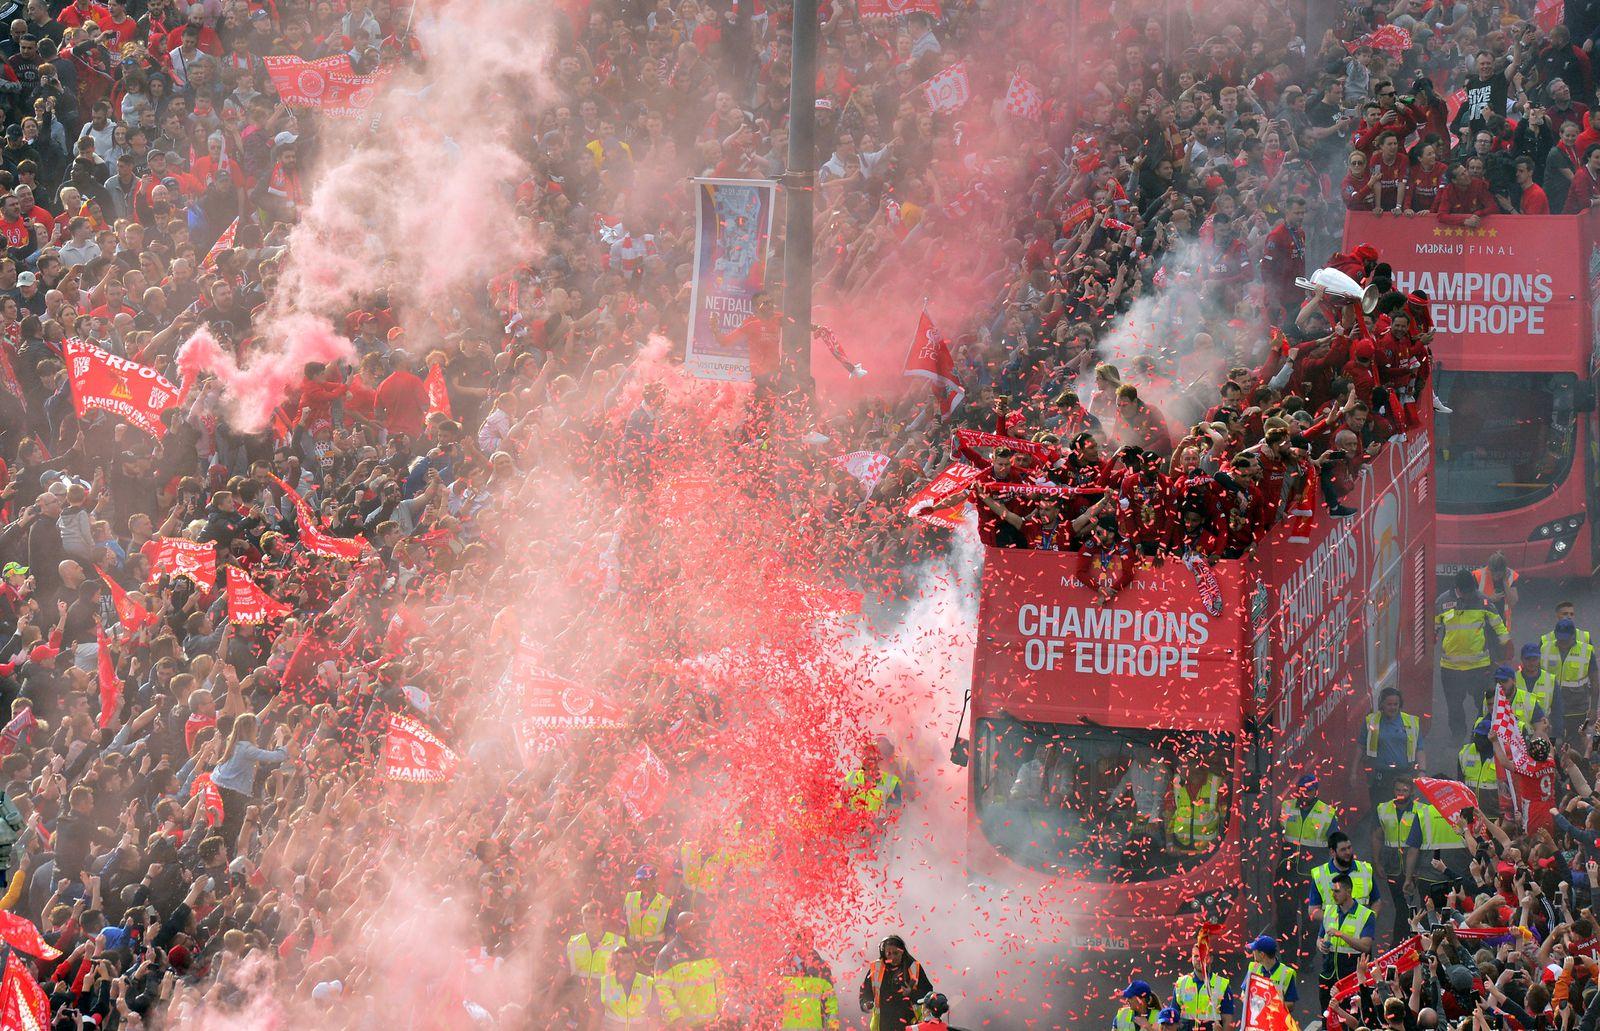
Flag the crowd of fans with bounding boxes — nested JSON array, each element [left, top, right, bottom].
[[0, 0, 1590, 1024]]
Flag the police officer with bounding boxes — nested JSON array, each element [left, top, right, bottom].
[[1281, 775, 1339, 867], [1172, 946, 1234, 1029], [780, 938, 840, 1031], [1371, 778, 1421, 940], [1513, 642, 1557, 730], [1240, 936, 1298, 1006], [1362, 688, 1423, 808], [1458, 719, 1499, 810], [1405, 794, 1469, 910], [567, 901, 627, 1019], [846, 744, 903, 815], [1307, 831, 1377, 926], [1436, 569, 1509, 742], [1279, 774, 1338, 941], [1548, 601, 1592, 647], [623, 866, 674, 950], [654, 912, 725, 1028], [599, 948, 656, 1030], [1542, 617, 1597, 745], [1316, 872, 1375, 1009], [1113, 981, 1160, 1031]]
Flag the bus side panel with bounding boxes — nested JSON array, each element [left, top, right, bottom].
[[1252, 415, 1436, 822]]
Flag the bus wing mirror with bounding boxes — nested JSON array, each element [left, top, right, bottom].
[[950, 737, 969, 767], [1578, 387, 1597, 414]]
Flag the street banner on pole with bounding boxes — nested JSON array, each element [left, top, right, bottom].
[[685, 178, 777, 382]]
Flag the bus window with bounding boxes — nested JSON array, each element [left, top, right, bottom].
[[1435, 371, 1577, 515], [974, 718, 1233, 882]]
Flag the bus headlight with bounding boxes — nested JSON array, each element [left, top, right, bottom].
[[1177, 890, 1237, 921], [1529, 514, 1585, 541]]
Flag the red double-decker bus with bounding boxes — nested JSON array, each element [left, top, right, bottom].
[[1347, 210, 1599, 577], [959, 420, 1434, 956]]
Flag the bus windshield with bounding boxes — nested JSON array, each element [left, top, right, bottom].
[[974, 718, 1233, 883], [1434, 370, 1577, 515]]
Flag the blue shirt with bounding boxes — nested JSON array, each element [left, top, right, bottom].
[[1375, 713, 1412, 767], [210, 742, 287, 797]]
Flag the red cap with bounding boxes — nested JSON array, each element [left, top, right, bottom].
[[1352, 339, 1376, 360], [1353, 243, 1379, 261], [27, 644, 57, 664]]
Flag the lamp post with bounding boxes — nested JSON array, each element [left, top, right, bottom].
[[779, 0, 820, 393]]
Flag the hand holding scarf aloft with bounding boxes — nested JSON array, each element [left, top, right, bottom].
[[813, 324, 866, 377]]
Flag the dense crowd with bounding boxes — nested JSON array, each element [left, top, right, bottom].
[[0, 0, 1591, 1026]]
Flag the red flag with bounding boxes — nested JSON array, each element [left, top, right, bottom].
[[914, 501, 968, 528], [263, 54, 384, 117], [905, 462, 982, 518], [63, 339, 181, 438], [96, 569, 156, 632], [0, 913, 60, 961], [203, 217, 238, 270], [1003, 73, 1044, 121], [424, 363, 452, 417], [903, 311, 964, 416], [95, 624, 121, 729], [1343, 23, 1412, 56], [0, 343, 24, 406], [189, 772, 224, 826], [380, 712, 460, 784], [0, 950, 50, 1031], [1490, 686, 1532, 774], [268, 474, 368, 561], [1416, 776, 1479, 823], [510, 669, 624, 729], [270, 404, 299, 445], [857, 0, 940, 14], [0, 709, 35, 759], [1535, 0, 1564, 31], [225, 567, 291, 625], [140, 536, 216, 589], [1329, 934, 1422, 1019], [1243, 973, 1300, 1030], [919, 61, 971, 114], [611, 742, 670, 821]]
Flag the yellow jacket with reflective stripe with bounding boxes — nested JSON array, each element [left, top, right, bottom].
[[1513, 667, 1556, 727], [1280, 798, 1337, 848], [655, 947, 724, 1026], [1414, 802, 1466, 851], [1541, 638, 1595, 694], [624, 891, 672, 944], [1174, 971, 1230, 1022], [1241, 960, 1296, 999], [781, 973, 839, 1029], [1168, 774, 1223, 849], [1376, 800, 1419, 851], [1311, 859, 1374, 911], [845, 769, 901, 813], [568, 930, 626, 981], [1364, 711, 1420, 761], [1437, 601, 1506, 670], [1323, 902, 1374, 954], [1459, 742, 1498, 794], [600, 972, 654, 1029]]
